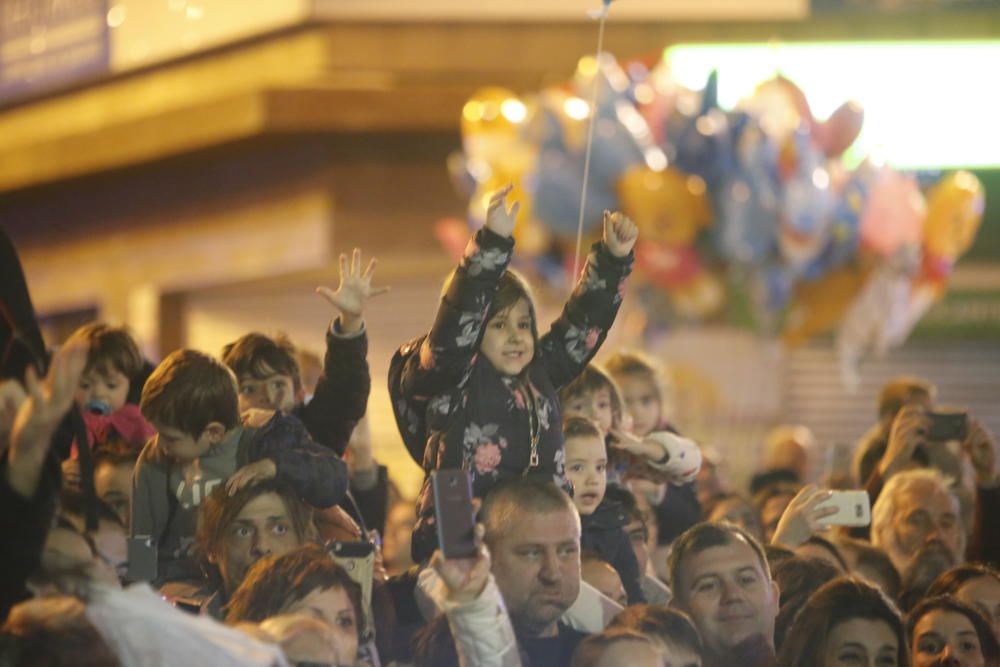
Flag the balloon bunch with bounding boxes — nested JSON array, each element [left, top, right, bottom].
[[445, 55, 985, 384]]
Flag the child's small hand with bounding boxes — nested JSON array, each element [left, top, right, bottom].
[[609, 428, 662, 461], [316, 248, 390, 334], [484, 184, 520, 239], [608, 428, 646, 455], [226, 458, 277, 495], [603, 211, 638, 257]]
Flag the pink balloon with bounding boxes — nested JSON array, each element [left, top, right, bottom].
[[434, 217, 472, 262], [635, 240, 702, 289], [859, 168, 926, 257]]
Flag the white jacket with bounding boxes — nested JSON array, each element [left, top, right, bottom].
[[418, 567, 522, 667]]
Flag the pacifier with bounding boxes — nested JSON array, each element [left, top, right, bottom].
[[84, 399, 113, 416]]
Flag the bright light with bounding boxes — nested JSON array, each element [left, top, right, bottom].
[[106, 5, 126, 28], [462, 100, 483, 123], [812, 168, 830, 190], [577, 56, 599, 78], [634, 83, 655, 105], [665, 41, 1000, 169], [564, 97, 591, 121], [500, 98, 527, 124]]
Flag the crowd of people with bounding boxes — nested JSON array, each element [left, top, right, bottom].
[[1, 187, 999, 666]]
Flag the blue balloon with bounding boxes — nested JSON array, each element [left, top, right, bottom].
[[780, 130, 834, 270], [801, 166, 872, 280], [714, 174, 779, 264], [710, 119, 780, 264], [588, 112, 645, 189], [531, 150, 617, 238]]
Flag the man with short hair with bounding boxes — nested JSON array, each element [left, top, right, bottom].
[[419, 477, 588, 667], [667, 522, 780, 667], [871, 467, 965, 576]]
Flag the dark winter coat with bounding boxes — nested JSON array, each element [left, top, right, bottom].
[[295, 324, 370, 457], [580, 498, 646, 604]]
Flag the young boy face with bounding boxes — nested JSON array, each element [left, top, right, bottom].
[[565, 434, 607, 516], [76, 367, 130, 413], [237, 365, 297, 414], [480, 298, 535, 377], [617, 373, 661, 438], [151, 421, 221, 463], [563, 388, 614, 435]]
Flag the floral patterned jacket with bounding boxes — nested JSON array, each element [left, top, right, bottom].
[[389, 227, 633, 562]]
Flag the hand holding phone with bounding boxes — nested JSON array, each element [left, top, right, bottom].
[[430, 526, 490, 605], [431, 470, 477, 559], [816, 490, 871, 527], [926, 410, 969, 442]]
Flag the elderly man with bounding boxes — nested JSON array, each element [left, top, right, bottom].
[[667, 522, 780, 667], [862, 399, 1000, 568], [871, 468, 965, 577], [419, 477, 589, 667]]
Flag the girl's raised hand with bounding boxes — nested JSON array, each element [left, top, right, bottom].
[[604, 211, 639, 257], [603, 211, 638, 258], [485, 184, 520, 239]]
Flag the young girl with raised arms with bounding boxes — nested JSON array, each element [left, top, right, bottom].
[[390, 185, 638, 561]]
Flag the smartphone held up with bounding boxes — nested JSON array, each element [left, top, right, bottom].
[[431, 469, 478, 559]]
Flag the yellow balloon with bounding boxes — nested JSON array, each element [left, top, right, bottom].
[[669, 271, 725, 320], [783, 264, 873, 345], [923, 170, 985, 262], [462, 87, 525, 143], [617, 165, 713, 247]]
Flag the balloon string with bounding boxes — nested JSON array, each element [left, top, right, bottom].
[[571, 8, 608, 285]]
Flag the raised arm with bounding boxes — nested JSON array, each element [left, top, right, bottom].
[[397, 186, 518, 398], [301, 248, 386, 455], [539, 212, 637, 390]]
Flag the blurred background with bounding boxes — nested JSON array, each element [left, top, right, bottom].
[[3, 0, 999, 495]]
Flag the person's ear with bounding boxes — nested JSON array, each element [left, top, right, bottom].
[[770, 578, 781, 613], [202, 422, 227, 444]]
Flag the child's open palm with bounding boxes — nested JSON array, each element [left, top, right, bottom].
[[603, 211, 638, 257], [484, 184, 520, 239], [316, 248, 390, 333]]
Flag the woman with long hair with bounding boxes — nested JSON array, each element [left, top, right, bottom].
[[776, 577, 909, 667]]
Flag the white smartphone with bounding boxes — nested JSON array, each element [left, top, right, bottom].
[[816, 490, 871, 527]]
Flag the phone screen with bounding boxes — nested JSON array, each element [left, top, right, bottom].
[[431, 470, 477, 559]]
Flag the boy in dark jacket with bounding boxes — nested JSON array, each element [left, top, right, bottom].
[[563, 416, 645, 604], [221, 248, 386, 456], [132, 349, 347, 583], [390, 186, 636, 562]]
